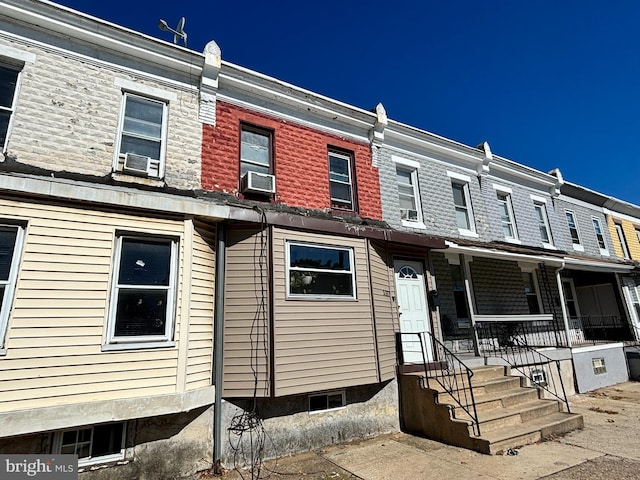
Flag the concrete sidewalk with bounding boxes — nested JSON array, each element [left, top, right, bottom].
[[217, 382, 640, 480]]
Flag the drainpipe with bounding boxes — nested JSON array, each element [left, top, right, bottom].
[[212, 223, 226, 473], [554, 261, 573, 348]]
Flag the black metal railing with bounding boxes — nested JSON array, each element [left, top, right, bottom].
[[476, 318, 568, 350], [397, 331, 481, 436], [567, 315, 633, 345], [475, 322, 570, 413]]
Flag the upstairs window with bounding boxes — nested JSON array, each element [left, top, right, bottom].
[[396, 167, 422, 225], [328, 150, 355, 211], [615, 223, 630, 259], [287, 242, 355, 298], [533, 201, 553, 246], [107, 235, 178, 345], [451, 181, 475, 235], [240, 125, 272, 176], [0, 223, 24, 350], [592, 218, 608, 255], [496, 190, 518, 240], [0, 64, 20, 151], [565, 210, 583, 251], [116, 93, 168, 179]]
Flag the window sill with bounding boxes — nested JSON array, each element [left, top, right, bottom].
[[401, 219, 426, 229], [102, 341, 176, 352], [572, 244, 585, 252], [503, 238, 522, 245], [599, 249, 610, 256], [308, 406, 347, 415], [286, 295, 357, 302], [542, 243, 556, 250], [78, 452, 125, 468], [0, 348, 6, 356], [111, 171, 165, 188], [458, 229, 478, 238]]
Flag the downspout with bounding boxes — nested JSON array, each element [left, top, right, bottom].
[[554, 260, 573, 348], [213, 223, 226, 473]]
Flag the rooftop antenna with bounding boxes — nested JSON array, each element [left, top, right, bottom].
[[158, 17, 187, 47]]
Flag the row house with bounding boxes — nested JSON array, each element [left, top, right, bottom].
[[0, 1, 226, 478], [198, 57, 446, 464]]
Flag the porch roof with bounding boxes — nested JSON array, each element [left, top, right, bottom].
[[563, 256, 636, 273], [435, 238, 566, 266]]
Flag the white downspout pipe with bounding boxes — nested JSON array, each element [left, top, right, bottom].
[[554, 261, 573, 348]]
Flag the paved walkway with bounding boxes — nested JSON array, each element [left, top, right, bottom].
[[218, 382, 640, 480]]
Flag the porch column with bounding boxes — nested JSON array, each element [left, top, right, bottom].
[[555, 265, 573, 348], [461, 254, 481, 355]]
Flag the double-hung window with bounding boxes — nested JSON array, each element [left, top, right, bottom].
[[495, 187, 518, 241], [240, 125, 272, 176], [328, 149, 355, 211], [106, 235, 178, 346], [114, 79, 175, 179], [0, 224, 24, 350], [0, 64, 20, 151], [448, 172, 476, 236], [53, 423, 125, 467], [592, 218, 609, 255], [615, 223, 630, 259], [565, 210, 583, 251], [396, 167, 422, 224], [522, 271, 541, 314], [532, 199, 553, 247], [287, 242, 355, 298]]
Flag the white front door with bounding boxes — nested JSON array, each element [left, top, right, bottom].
[[394, 260, 433, 363]]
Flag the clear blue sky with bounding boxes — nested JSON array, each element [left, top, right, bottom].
[[56, 1, 640, 205]]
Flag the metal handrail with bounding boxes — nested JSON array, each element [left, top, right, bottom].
[[476, 322, 571, 413], [398, 331, 481, 436]]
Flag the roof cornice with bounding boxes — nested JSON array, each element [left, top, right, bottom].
[[0, 0, 205, 76]]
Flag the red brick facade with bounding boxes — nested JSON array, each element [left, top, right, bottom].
[[201, 101, 382, 220]]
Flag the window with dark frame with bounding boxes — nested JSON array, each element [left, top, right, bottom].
[[287, 242, 355, 298], [0, 64, 20, 151], [592, 218, 607, 251], [328, 149, 354, 211], [497, 192, 517, 239], [309, 391, 345, 412], [615, 223, 630, 259], [108, 235, 177, 343], [523, 271, 541, 314], [534, 202, 553, 245], [240, 124, 272, 177], [397, 166, 420, 222], [452, 182, 473, 232]]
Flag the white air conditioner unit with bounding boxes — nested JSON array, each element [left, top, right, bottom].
[[400, 208, 419, 222], [241, 171, 276, 195], [123, 153, 151, 175]]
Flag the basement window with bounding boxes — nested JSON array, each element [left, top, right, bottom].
[[52, 422, 126, 467], [309, 390, 345, 413], [530, 368, 547, 387], [592, 357, 607, 375]]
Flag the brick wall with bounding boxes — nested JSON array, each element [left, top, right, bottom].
[[3, 38, 201, 190], [203, 101, 382, 219]]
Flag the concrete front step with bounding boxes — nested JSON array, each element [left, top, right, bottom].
[[474, 411, 585, 454], [438, 384, 540, 412]]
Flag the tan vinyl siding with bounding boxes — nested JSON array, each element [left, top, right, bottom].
[[368, 241, 398, 380], [272, 228, 378, 397], [185, 219, 216, 391], [222, 227, 270, 398], [0, 198, 202, 413]]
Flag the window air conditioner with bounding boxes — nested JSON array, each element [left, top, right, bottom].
[[400, 208, 419, 222], [123, 153, 151, 175], [241, 171, 276, 195]]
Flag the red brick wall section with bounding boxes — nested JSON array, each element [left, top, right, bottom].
[[201, 101, 382, 220]]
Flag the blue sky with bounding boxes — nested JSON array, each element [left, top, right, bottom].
[[55, 1, 640, 204]]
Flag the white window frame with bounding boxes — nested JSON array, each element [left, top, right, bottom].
[[308, 390, 346, 413], [592, 217, 609, 256], [240, 123, 272, 176], [395, 165, 424, 228], [328, 149, 354, 211], [113, 79, 175, 180], [565, 210, 583, 252], [522, 270, 542, 314], [532, 198, 554, 248], [0, 223, 24, 352], [286, 241, 356, 299], [494, 185, 519, 242], [615, 223, 631, 259], [52, 423, 126, 467], [104, 234, 178, 349], [447, 172, 478, 237], [0, 46, 35, 154]]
